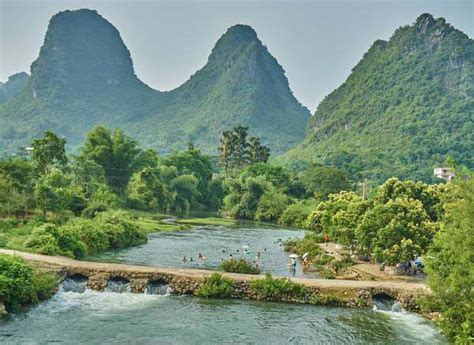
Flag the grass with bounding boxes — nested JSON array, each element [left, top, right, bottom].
[[134, 217, 189, 233], [176, 217, 237, 227]]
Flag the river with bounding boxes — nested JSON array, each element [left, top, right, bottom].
[[89, 224, 317, 278], [0, 222, 446, 344]]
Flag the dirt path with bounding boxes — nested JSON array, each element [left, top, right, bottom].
[[317, 242, 426, 282], [0, 249, 428, 293]]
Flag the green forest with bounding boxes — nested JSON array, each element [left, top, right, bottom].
[[282, 13, 474, 183], [0, 125, 472, 343]]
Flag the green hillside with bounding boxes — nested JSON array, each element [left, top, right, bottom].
[[282, 14, 473, 182], [0, 9, 310, 155], [0, 72, 29, 104]]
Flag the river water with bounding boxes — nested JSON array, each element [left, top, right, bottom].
[[0, 287, 445, 344], [0, 222, 447, 344], [90, 224, 318, 278]]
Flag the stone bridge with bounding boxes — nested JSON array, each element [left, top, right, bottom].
[[0, 249, 429, 311]]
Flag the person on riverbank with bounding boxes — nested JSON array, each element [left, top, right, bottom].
[[324, 233, 330, 246]]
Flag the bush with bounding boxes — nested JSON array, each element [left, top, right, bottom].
[[24, 223, 87, 259], [249, 274, 310, 301], [283, 232, 324, 258], [255, 191, 289, 222], [63, 218, 109, 253], [95, 210, 147, 248], [197, 273, 234, 298], [0, 254, 58, 311], [311, 293, 343, 306], [219, 258, 261, 275], [278, 200, 316, 228]]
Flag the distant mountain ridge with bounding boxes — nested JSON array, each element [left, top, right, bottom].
[[282, 14, 474, 182], [0, 9, 310, 154]]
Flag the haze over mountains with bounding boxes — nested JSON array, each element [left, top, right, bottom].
[[282, 13, 473, 182], [0, 10, 472, 182], [0, 9, 310, 154]]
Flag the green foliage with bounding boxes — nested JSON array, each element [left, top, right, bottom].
[[283, 232, 324, 259], [219, 258, 261, 275], [255, 190, 289, 222], [300, 164, 351, 200], [24, 223, 87, 259], [95, 210, 147, 249], [222, 176, 270, 220], [240, 163, 291, 191], [0, 254, 57, 311], [23, 210, 146, 258], [283, 14, 474, 182], [31, 131, 67, 174], [249, 274, 310, 301], [310, 293, 343, 306], [197, 273, 234, 298], [80, 126, 141, 194], [278, 200, 317, 228], [0, 12, 309, 155], [218, 126, 270, 175], [356, 198, 439, 264], [425, 175, 474, 343], [306, 191, 369, 245]]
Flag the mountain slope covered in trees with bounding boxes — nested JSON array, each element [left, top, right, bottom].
[[0, 9, 310, 154], [282, 14, 473, 182]]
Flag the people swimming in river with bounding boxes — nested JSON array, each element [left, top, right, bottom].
[[257, 251, 261, 259], [189, 257, 193, 262], [182, 256, 187, 263], [228, 253, 233, 259], [198, 253, 206, 262]]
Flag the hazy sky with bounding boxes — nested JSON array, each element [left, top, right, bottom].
[[1, 0, 472, 111]]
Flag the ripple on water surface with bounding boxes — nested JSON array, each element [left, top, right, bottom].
[[0, 288, 446, 345], [89, 224, 318, 278]]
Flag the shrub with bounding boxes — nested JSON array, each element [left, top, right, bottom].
[[219, 258, 261, 275], [249, 274, 310, 301], [63, 218, 109, 253], [283, 232, 324, 258], [197, 273, 234, 298], [310, 293, 343, 306], [96, 210, 147, 248], [0, 254, 58, 311], [24, 223, 87, 259], [330, 255, 355, 274], [255, 191, 289, 222], [278, 201, 316, 228]]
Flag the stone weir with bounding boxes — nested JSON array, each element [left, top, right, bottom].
[[0, 249, 429, 311]]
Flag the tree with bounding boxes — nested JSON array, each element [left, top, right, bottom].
[[248, 137, 270, 164], [306, 191, 369, 245], [375, 177, 445, 221], [356, 198, 439, 264], [31, 131, 67, 174], [170, 174, 199, 214], [232, 125, 250, 168], [80, 126, 140, 193], [219, 130, 235, 177], [425, 174, 473, 343], [165, 145, 214, 208], [300, 164, 351, 200], [127, 167, 168, 211]]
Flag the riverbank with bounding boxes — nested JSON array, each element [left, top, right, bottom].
[[0, 249, 429, 312]]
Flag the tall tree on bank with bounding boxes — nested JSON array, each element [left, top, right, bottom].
[[80, 126, 140, 193], [31, 131, 67, 174], [219, 130, 234, 177], [218, 126, 270, 175], [425, 173, 474, 343]]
